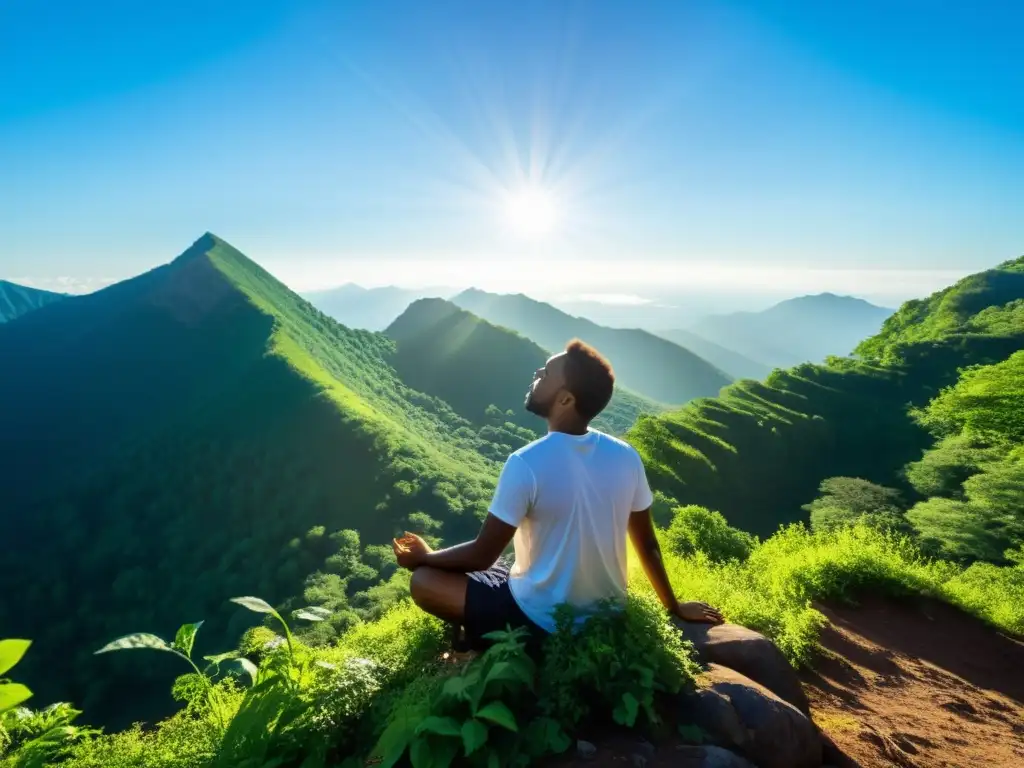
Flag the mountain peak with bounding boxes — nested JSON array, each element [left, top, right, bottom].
[[170, 232, 227, 265], [774, 292, 883, 310]]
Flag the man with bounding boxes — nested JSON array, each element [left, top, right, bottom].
[[392, 339, 723, 650]]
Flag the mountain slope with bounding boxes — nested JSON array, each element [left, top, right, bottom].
[[655, 328, 770, 380], [386, 298, 666, 436], [856, 256, 1024, 363], [452, 288, 731, 405], [629, 261, 1024, 537], [0, 234, 506, 725], [689, 293, 893, 369], [0, 278, 67, 322], [303, 283, 454, 331]]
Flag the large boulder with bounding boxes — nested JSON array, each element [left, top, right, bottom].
[[674, 620, 811, 714], [680, 664, 822, 768]]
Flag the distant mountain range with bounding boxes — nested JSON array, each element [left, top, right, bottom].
[[683, 293, 894, 370], [451, 288, 732, 405], [386, 298, 666, 436], [653, 328, 770, 381], [306, 283, 895, 379], [0, 279, 67, 322], [302, 283, 455, 330]]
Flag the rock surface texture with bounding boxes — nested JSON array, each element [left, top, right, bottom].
[[681, 664, 823, 768], [674, 619, 811, 714]]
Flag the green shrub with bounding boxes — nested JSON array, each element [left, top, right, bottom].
[[942, 562, 1024, 635], [538, 593, 700, 730], [1, 640, 100, 768], [746, 523, 950, 607], [58, 715, 219, 768], [333, 600, 446, 687], [649, 491, 678, 529], [662, 505, 757, 563], [372, 628, 570, 768], [0, 703, 99, 768]]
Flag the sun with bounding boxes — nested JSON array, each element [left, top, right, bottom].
[[504, 186, 560, 238]]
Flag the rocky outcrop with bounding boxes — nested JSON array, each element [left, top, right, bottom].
[[674, 620, 811, 714], [680, 664, 822, 768]]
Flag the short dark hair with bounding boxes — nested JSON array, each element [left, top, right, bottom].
[[563, 339, 615, 421]]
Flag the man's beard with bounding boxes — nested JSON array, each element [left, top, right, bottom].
[[525, 389, 551, 418]]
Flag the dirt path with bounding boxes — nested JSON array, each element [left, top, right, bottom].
[[802, 596, 1024, 768]]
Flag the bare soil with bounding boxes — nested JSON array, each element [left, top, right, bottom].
[[803, 596, 1024, 768]]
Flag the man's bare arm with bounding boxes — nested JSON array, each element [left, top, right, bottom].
[[396, 514, 516, 573], [627, 508, 724, 624], [627, 507, 679, 612]]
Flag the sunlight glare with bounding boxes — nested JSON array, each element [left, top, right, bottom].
[[504, 186, 560, 238]]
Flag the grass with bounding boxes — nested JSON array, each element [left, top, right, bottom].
[[631, 522, 1022, 666]]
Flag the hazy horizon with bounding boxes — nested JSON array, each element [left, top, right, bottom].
[[7, 243, 969, 319], [8, 243, 969, 316]]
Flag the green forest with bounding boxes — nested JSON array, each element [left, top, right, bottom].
[[1, 237, 1022, 768]]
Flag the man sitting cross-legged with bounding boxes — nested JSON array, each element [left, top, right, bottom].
[[392, 339, 723, 653]]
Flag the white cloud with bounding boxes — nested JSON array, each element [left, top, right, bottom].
[[9, 276, 116, 295]]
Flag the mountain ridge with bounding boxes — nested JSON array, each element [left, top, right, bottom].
[[0, 278, 68, 323], [386, 297, 666, 436], [452, 287, 732, 405], [654, 327, 771, 380], [687, 291, 894, 369]]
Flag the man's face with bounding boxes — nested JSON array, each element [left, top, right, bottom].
[[525, 353, 568, 418]]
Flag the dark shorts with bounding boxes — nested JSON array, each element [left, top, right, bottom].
[[462, 562, 548, 654]]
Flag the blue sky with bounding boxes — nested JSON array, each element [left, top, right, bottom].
[[1, 0, 1022, 306]]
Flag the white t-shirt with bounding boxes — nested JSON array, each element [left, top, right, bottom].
[[488, 428, 654, 632]]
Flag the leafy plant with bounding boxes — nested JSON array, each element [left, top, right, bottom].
[[538, 595, 700, 731], [209, 596, 348, 768], [372, 627, 570, 768], [95, 619, 234, 732], [0, 640, 33, 715]]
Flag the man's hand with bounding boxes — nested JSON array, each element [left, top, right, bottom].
[[672, 600, 724, 625], [392, 532, 433, 571]]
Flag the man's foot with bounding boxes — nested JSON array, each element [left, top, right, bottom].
[[673, 600, 725, 624], [450, 622, 474, 652], [440, 623, 479, 665]]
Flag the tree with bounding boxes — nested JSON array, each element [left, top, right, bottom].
[[914, 350, 1024, 444], [904, 434, 1003, 498], [906, 497, 1007, 563], [803, 477, 911, 535]]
